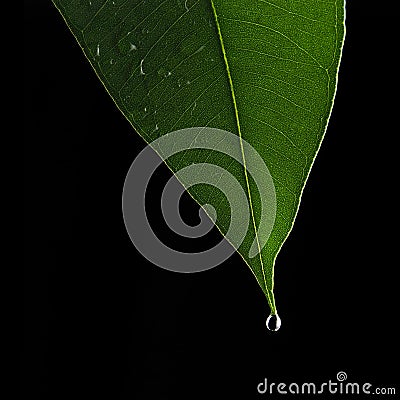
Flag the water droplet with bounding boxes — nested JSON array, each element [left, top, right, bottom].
[[165, 71, 172, 77], [155, 124, 159, 131], [195, 45, 205, 54], [266, 313, 281, 331], [186, 80, 191, 85], [144, 106, 148, 112], [140, 59, 145, 75], [96, 44, 100, 57], [190, 101, 197, 116], [130, 43, 137, 51], [109, 59, 115, 65]]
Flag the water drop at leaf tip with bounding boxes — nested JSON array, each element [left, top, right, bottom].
[[266, 313, 281, 331]]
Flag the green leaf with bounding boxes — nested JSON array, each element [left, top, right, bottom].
[[52, 0, 345, 316]]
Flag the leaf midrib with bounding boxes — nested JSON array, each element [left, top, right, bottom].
[[210, 0, 275, 313]]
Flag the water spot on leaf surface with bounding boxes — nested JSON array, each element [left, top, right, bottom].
[[140, 59, 145, 75]]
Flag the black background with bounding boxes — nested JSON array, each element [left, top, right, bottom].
[[23, 1, 398, 399]]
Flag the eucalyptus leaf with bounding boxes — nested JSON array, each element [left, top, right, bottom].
[[52, 0, 345, 318]]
